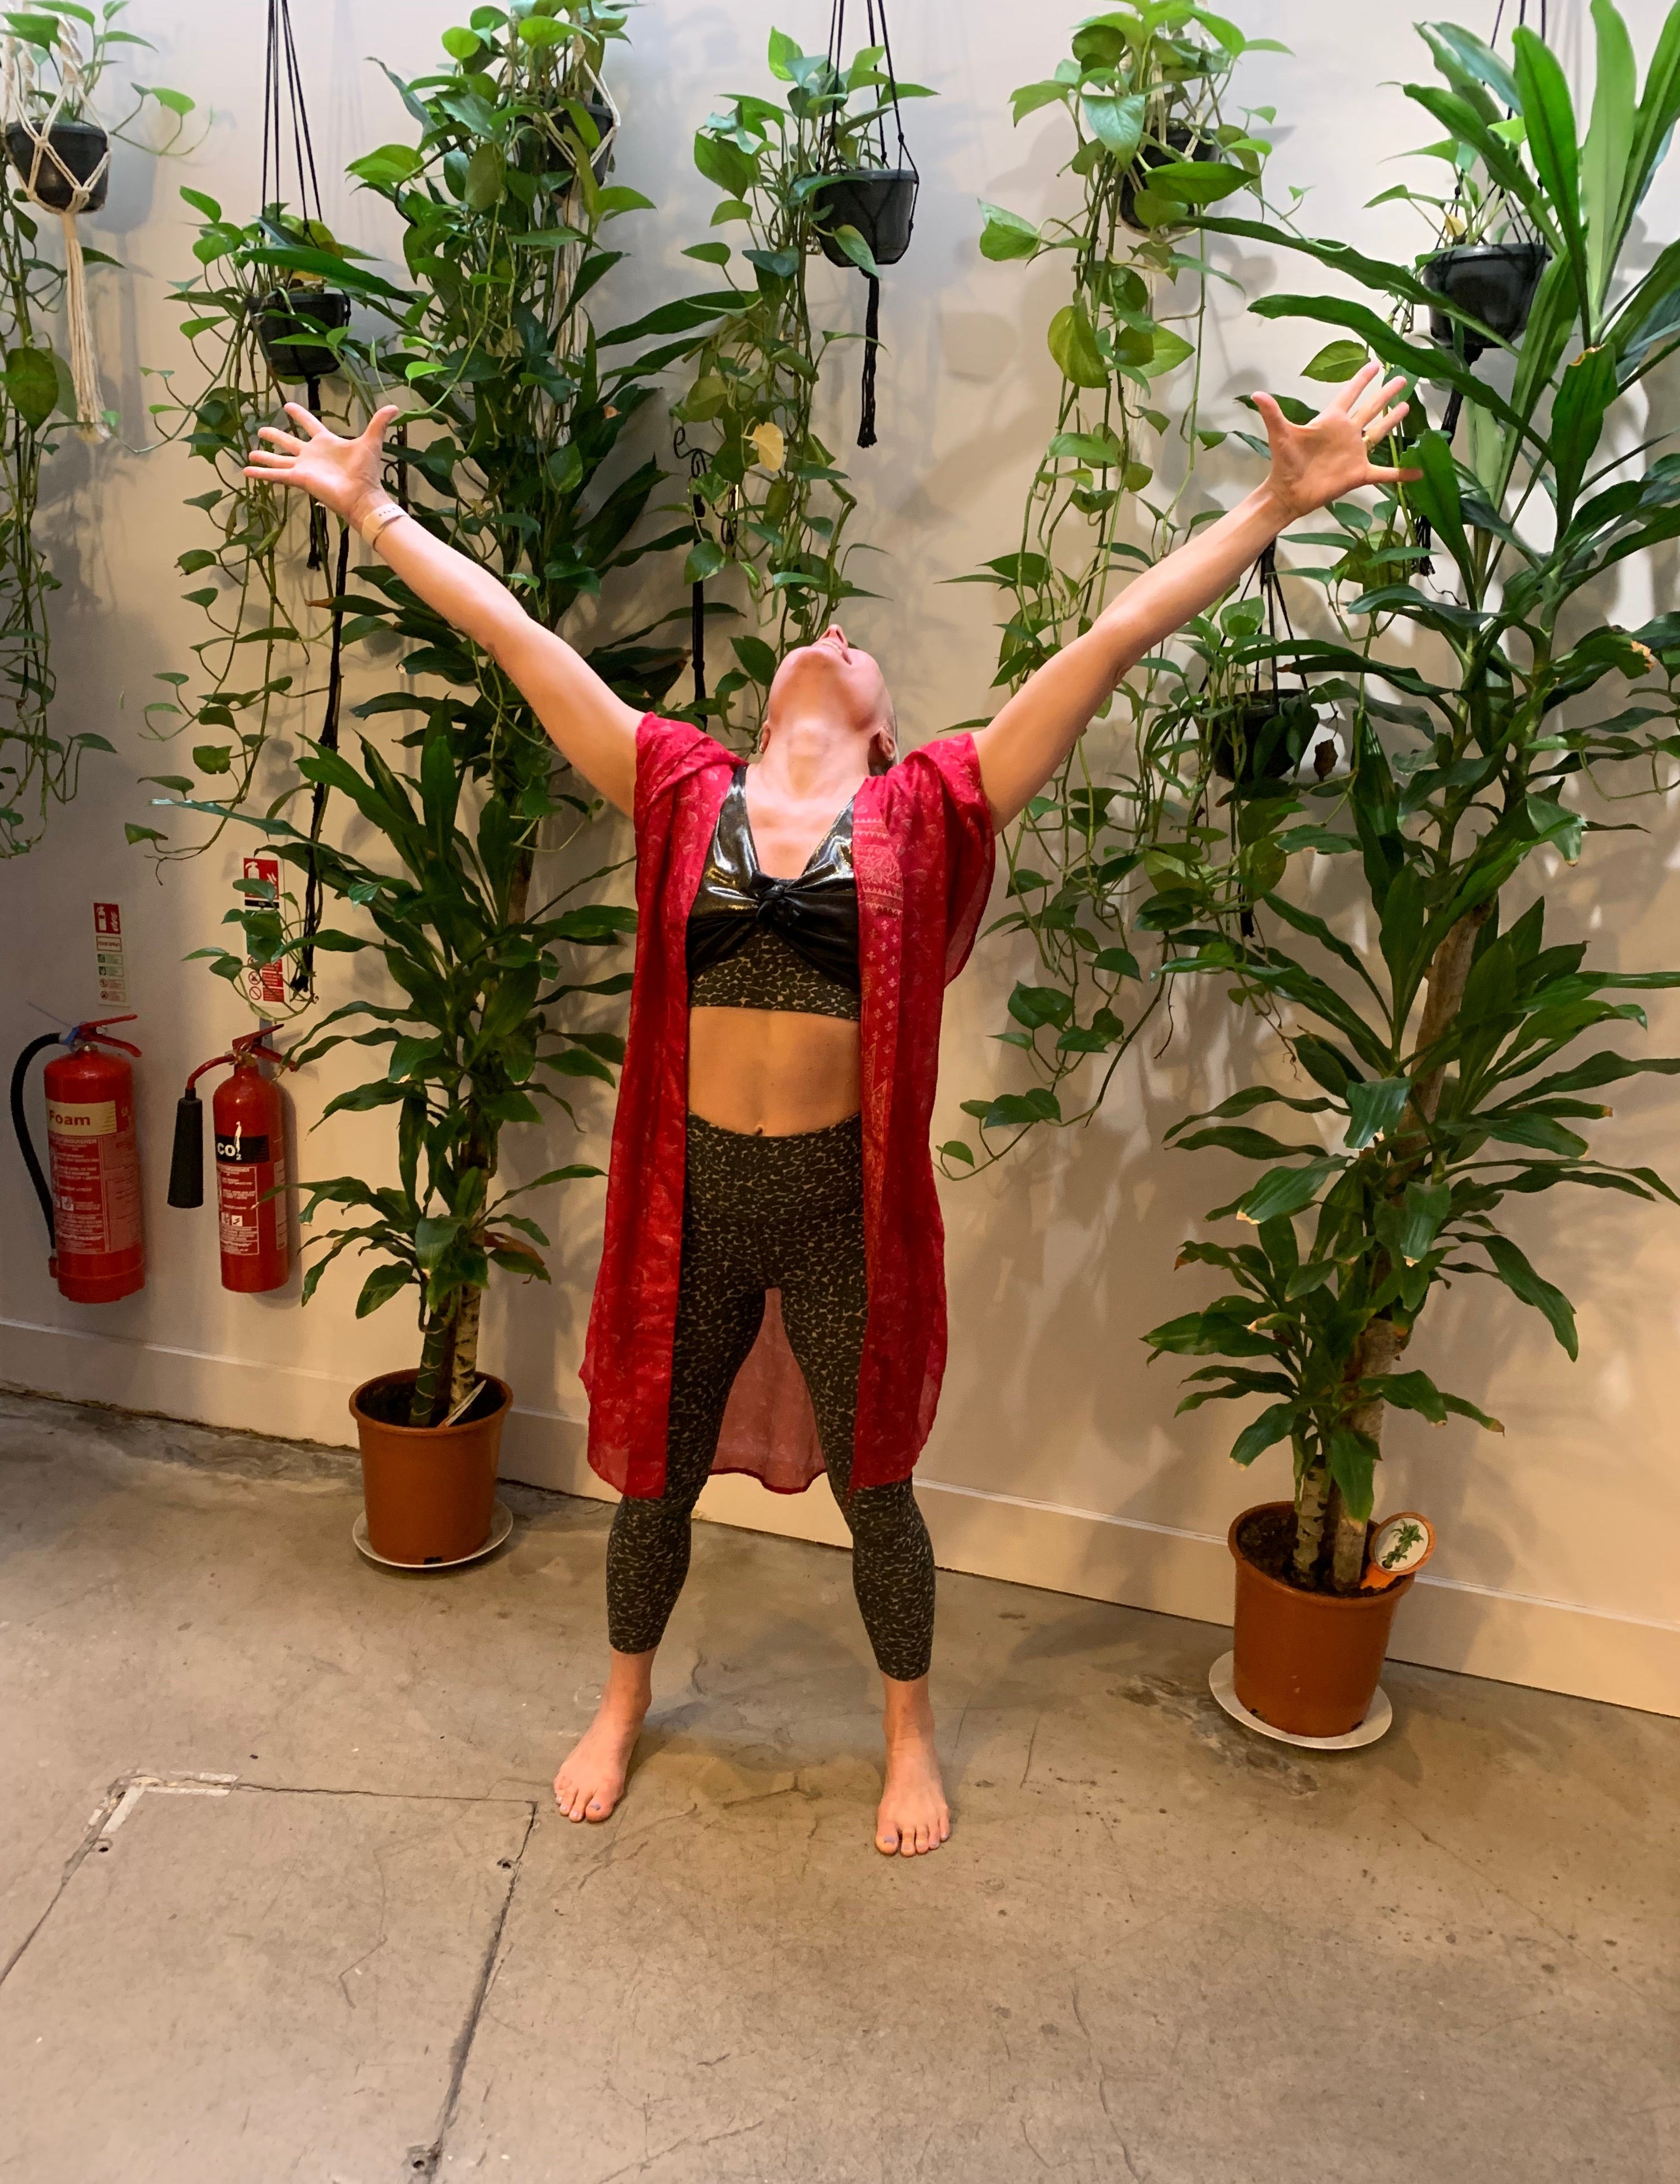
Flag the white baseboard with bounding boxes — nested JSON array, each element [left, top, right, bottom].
[[4, 1317, 1674, 1720]]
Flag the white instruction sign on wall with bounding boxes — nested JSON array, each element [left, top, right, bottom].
[[93, 901, 127, 1006], [242, 855, 286, 1007]]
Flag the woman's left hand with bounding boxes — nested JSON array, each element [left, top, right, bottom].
[[1252, 360, 1422, 522]]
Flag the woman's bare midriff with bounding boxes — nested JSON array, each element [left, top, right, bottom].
[[687, 1006, 861, 1136]]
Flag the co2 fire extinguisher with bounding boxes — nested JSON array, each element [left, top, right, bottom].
[[9, 1016, 146, 1303], [167, 1033, 294, 1293]]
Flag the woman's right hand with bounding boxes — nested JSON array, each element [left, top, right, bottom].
[[244, 402, 401, 530]]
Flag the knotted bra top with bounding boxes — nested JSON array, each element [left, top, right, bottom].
[[686, 767, 861, 1020]]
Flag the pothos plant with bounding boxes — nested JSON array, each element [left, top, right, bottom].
[[939, 3, 1278, 1170], [0, 1, 191, 854], [1144, 4, 1680, 1591], [604, 24, 930, 739], [164, 1, 686, 1425]]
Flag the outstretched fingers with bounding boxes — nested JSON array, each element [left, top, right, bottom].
[[1327, 358, 1384, 414], [362, 402, 401, 447], [1362, 398, 1411, 442], [281, 400, 328, 439], [1349, 371, 1410, 431]]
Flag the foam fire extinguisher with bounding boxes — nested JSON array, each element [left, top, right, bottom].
[[9, 1016, 146, 1303], [167, 1033, 294, 1293]]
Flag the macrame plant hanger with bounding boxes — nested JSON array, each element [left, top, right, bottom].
[[821, 0, 917, 449], [256, 0, 345, 996], [2, 29, 112, 441]]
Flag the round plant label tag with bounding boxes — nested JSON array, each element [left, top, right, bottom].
[[1362, 1512, 1435, 1589]]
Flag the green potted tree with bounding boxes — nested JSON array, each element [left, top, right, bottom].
[[1145, 4, 1680, 1736]]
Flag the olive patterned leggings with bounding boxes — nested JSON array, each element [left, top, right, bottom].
[[606, 1113, 936, 1682]]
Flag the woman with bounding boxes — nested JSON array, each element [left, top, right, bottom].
[[248, 362, 1414, 1856]]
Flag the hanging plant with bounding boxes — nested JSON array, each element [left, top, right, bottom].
[[132, 0, 402, 875], [940, 5, 1275, 1172], [1144, 7, 1680, 1615], [618, 22, 931, 737], [0, 2, 192, 856], [807, 0, 926, 449]]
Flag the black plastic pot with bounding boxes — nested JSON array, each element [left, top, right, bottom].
[[1422, 241, 1549, 362], [578, 92, 614, 183], [5, 118, 109, 212], [1119, 124, 1219, 231], [1205, 691, 1318, 786], [252, 288, 352, 384], [813, 167, 918, 268]]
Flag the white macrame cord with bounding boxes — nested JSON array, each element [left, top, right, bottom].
[[3, 34, 112, 442]]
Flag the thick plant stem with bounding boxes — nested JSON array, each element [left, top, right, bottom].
[[1331, 1318, 1406, 1591], [1407, 903, 1493, 1130], [1293, 1458, 1329, 1579], [411, 1308, 456, 1427], [449, 1288, 483, 1412]]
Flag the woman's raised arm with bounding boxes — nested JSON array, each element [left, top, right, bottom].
[[244, 403, 639, 814], [969, 363, 1421, 829]]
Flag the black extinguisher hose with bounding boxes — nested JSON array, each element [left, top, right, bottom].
[[9, 1032, 63, 1247]]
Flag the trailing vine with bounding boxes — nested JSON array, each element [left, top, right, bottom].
[[942, 4, 1279, 1171]]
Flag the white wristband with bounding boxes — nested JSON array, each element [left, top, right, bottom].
[[358, 500, 409, 547]]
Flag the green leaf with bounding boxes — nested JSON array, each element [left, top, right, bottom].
[[978, 200, 1040, 262], [694, 128, 756, 202], [354, 1262, 413, 1317], [1301, 338, 1368, 382], [1235, 1157, 1345, 1226], [1047, 304, 1109, 389], [1327, 1426, 1377, 1523], [1513, 27, 1590, 332], [192, 743, 233, 775], [516, 12, 567, 43], [1483, 1234, 1578, 1359], [1230, 1403, 1298, 1468], [1141, 326, 1195, 379], [1549, 343, 1617, 527], [3, 346, 58, 431], [464, 141, 506, 211], [684, 537, 726, 586], [440, 26, 481, 59], [825, 222, 880, 278], [1583, 0, 1638, 308], [941, 1139, 976, 1166], [1344, 1076, 1410, 1150], [1083, 91, 1146, 163]]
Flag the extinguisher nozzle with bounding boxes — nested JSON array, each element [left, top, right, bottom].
[[167, 1091, 205, 1209]]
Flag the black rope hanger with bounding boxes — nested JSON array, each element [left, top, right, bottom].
[[818, 0, 918, 448]]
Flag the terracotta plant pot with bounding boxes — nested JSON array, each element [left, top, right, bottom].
[[252, 287, 352, 384], [5, 118, 109, 211], [1228, 1501, 1416, 1738], [350, 1369, 511, 1566]]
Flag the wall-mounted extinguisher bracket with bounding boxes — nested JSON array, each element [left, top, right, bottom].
[[8, 1016, 146, 1304], [170, 1033, 295, 1295]]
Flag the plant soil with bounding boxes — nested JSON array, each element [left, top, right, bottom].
[[1238, 1505, 1371, 1595], [358, 1373, 501, 1431]]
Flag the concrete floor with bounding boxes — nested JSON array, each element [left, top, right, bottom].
[[0, 1393, 1675, 2184]]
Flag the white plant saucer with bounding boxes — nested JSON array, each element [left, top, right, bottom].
[[353, 1501, 514, 1572], [1208, 1650, 1393, 1751]]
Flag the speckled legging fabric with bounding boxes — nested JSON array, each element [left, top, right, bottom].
[[606, 1113, 936, 1681]]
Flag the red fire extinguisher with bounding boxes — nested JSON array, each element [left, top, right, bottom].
[[9, 1016, 146, 1303], [167, 1033, 294, 1293]]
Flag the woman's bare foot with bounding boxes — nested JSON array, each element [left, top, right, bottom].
[[876, 1673, 951, 1856], [554, 1648, 654, 1823]]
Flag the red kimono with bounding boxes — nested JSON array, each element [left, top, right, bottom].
[[582, 713, 995, 1500]]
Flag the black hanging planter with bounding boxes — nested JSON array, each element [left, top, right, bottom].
[[817, 0, 919, 449], [1421, 241, 1549, 362], [252, 287, 351, 384], [579, 91, 615, 183], [813, 167, 918, 268], [1204, 688, 1322, 786], [5, 118, 109, 211], [1119, 124, 1221, 232]]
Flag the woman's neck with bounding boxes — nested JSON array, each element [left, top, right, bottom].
[[753, 710, 872, 806]]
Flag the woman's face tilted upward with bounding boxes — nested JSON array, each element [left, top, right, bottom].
[[764, 623, 896, 769]]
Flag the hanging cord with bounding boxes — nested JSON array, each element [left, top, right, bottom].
[[858, 274, 881, 448], [3, 37, 112, 441], [291, 518, 351, 997], [261, 0, 325, 232]]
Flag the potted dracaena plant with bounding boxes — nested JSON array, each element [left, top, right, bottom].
[[604, 22, 923, 739], [939, 3, 1277, 1175], [1142, 4, 1680, 1737], [158, 0, 685, 1561], [0, 1, 191, 854]]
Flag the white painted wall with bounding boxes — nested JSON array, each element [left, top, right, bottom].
[[3, 0, 1676, 1713]]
